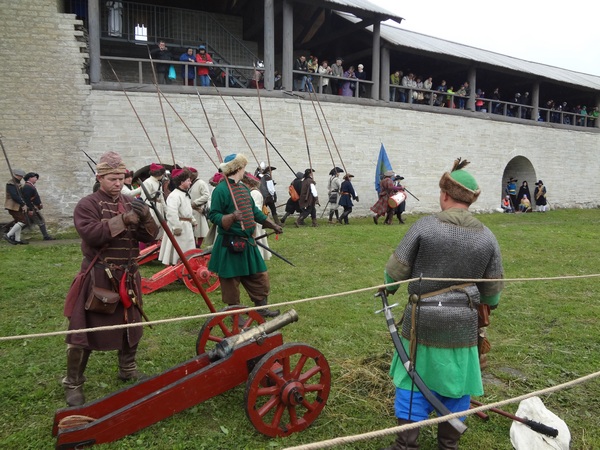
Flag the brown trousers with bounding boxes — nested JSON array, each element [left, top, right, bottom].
[[219, 272, 270, 306]]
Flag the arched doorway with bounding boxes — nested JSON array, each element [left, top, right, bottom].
[[501, 156, 537, 208]]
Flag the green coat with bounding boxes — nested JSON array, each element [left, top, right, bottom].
[[207, 178, 268, 278]]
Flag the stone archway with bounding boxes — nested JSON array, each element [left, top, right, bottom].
[[501, 156, 537, 208]]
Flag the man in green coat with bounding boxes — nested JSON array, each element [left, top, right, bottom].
[[208, 153, 282, 317], [382, 158, 504, 450]]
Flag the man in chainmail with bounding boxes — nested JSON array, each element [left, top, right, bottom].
[[381, 158, 504, 450]]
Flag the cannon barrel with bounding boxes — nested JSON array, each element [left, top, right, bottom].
[[210, 309, 299, 360]]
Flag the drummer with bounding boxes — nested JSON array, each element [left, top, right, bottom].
[[392, 174, 407, 224], [370, 170, 403, 225]]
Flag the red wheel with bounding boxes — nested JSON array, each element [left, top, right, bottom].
[[195, 305, 265, 355], [244, 343, 331, 437], [181, 250, 220, 293]]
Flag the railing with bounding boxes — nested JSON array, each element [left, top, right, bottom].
[[293, 70, 374, 98], [100, 55, 255, 88], [387, 85, 598, 128]]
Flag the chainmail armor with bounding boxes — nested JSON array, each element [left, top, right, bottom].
[[394, 213, 503, 348]]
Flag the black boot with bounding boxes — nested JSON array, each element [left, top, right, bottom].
[[272, 212, 282, 226], [437, 421, 462, 450], [328, 211, 335, 224], [40, 224, 55, 240], [381, 418, 420, 450], [118, 341, 146, 381], [334, 210, 339, 221], [62, 347, 91, 407], [384, 211, 394, 225], [255, 299, 280, 318], [281, 213, 289, 224]]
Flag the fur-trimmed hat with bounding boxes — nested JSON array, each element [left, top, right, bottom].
[[172, 168, 191, 186], [24, 172, 39, 181], [439, 158, 480, 205], [96, 151, 127, 176], [220, 153, 248, 176]]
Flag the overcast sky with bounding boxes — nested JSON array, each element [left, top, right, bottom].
[[371, 0, 600, 77]]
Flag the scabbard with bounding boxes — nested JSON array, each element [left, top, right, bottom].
[[378, 291, 467, 434]]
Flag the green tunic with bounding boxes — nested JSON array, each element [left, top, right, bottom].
[[385, 208, 504, 398], [208, 178, 268, 278]]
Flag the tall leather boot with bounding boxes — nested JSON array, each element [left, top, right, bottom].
[[384, 210, 395, 225], [39, 223, 55, 240], [118, 341, 146, 381], [272, 212, 282, 225], [294, 211, 308, 228], [255, 299, 280, 318], [381, 419, 420, 450], [62, 346, 91, 406], [334, 210, 339, 221], [328, 210, 335, 224], [437, 421, 462, 450], [281, 213, 289, 224], [311, 218, 318, 227], [339, 210, 349, 224]]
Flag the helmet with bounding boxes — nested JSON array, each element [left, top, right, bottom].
[[255, 60, 265, 69]]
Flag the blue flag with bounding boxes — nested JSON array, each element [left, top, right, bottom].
[[375, 143, 393, 193]]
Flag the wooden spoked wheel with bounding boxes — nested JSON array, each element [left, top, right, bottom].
[[181, 250, 220, 294], [244, 343, 331, 437], [195, 305, 265, 355]]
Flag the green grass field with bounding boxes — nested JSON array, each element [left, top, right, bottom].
[[1, 208, 599, 449]]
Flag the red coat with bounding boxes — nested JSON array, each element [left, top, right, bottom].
[[370, 177, 398, 216], [196, 52, 213, 76], [65, 190, 158, 351]]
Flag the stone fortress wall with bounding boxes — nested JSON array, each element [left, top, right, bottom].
[[1, 0, 598, 228]]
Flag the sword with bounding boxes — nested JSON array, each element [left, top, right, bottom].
[[255, 239, 295, 267], [404, 187, 420, 201], [375, 290, 467, 434]]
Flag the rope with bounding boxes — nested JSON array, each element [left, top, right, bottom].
[[1, 273, 600, 342], [284, 369, 600, 449], [57, 415, 96, 430]]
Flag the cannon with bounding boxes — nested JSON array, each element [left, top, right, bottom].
[[140, 248, 220, 295], [53, 309, 331, 448]]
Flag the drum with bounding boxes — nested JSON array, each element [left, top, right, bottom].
[[388, 192, 407, 208]]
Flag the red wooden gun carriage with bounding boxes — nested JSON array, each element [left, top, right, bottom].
[[52, 309, 331, 448], [139, 244, 220, 295]]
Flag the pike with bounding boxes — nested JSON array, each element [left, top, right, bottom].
[[375, 290, 468, 434], [233, 98, 296, 176], [208, 77, 260, 167], [108, 61, 163, 164], [252, 62, 274, 182], [307, 79, 347, 174], [146, 45, 176, 166], [404, 186, 420, 202], [81, 149, 97, 165], [196, 89, 245, 230], [470, 399, 558, 437], [0, 134, 30, 227]]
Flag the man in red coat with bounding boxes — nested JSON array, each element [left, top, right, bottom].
[[195, 44, 213, 87], [62, 151, 158, 406], [370, 170, 401, 225]]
